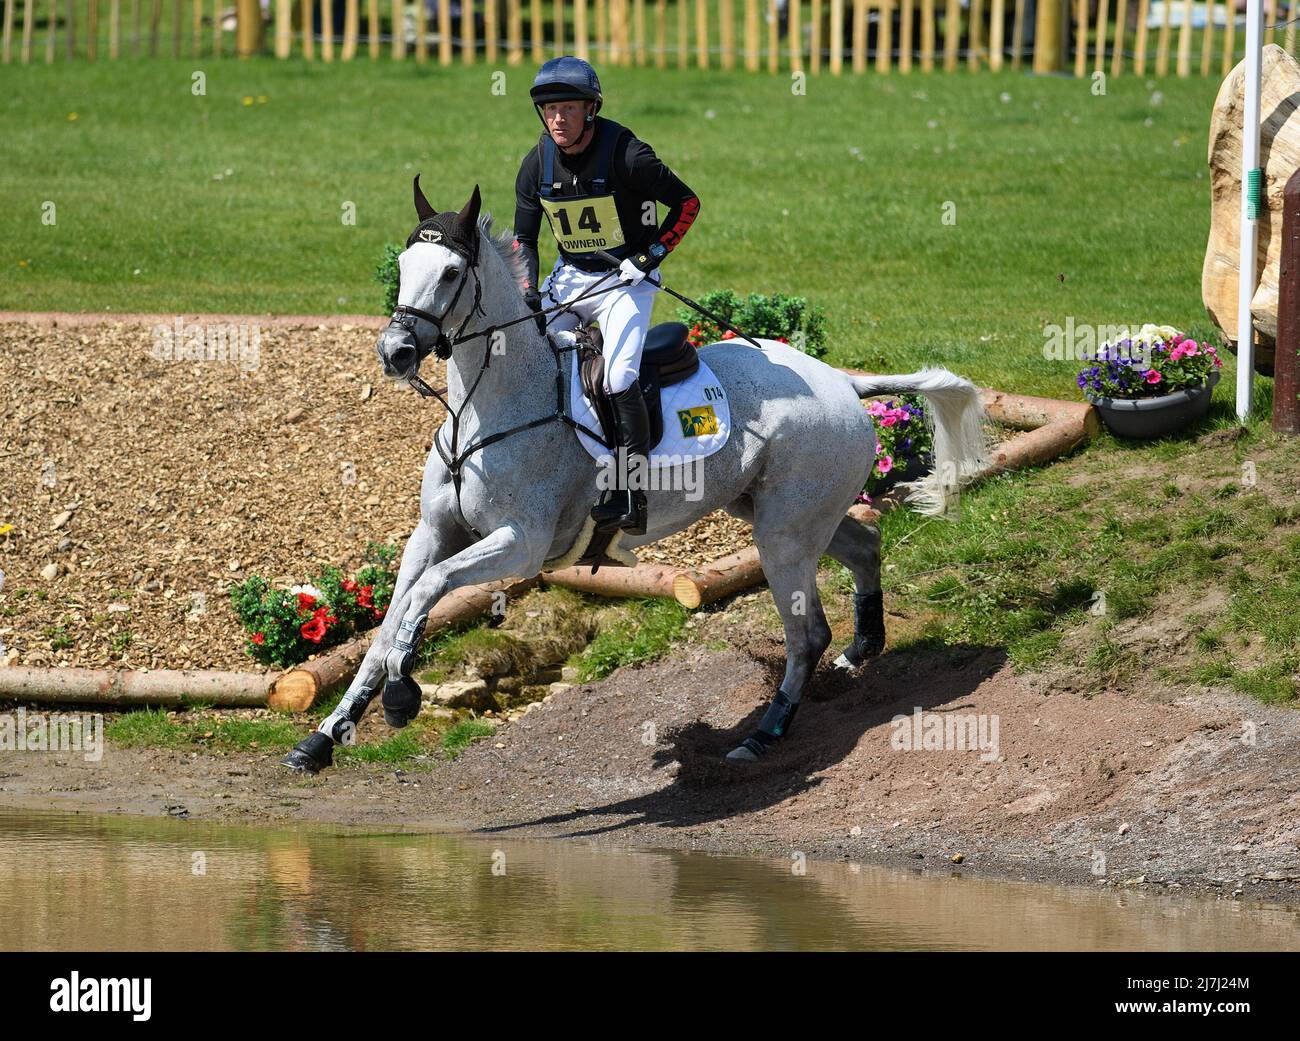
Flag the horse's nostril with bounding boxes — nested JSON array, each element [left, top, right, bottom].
[[389, 344, 417, 372]]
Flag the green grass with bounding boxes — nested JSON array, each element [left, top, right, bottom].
[[572, 597, 689, 680], [106, 707, 306, 749], [439, 717, 497, 759], [3, 57, 1222, 398], [858, 418, 1300, 704]]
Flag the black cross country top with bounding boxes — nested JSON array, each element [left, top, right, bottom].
[[513, 115, 701, 294]]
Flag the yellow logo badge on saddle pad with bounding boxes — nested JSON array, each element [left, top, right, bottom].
[[677, 405, 719, 437]]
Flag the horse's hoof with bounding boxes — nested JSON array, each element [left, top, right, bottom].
[[832, 651, 859, 672], [281, 732, 334, 773], [382, 675, 423, 729], [725, 742, 761, 763]]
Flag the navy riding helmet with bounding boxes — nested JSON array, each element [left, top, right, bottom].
[[529, 56, 603, 127]]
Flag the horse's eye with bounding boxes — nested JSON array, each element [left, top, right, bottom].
[[443, 268, 459, 282]]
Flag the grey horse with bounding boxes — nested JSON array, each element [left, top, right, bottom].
[[282, 181, 988, 772]]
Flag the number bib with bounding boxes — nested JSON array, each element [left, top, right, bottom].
[[540, 193, 626, 254]]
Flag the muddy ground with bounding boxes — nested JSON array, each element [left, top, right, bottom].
[[3, 593, 1298, 906]]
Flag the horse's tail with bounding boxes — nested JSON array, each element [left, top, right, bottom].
[[845, 368, 990, 517]]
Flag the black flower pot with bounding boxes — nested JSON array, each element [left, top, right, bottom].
[[1085, 370, 1221, 440]]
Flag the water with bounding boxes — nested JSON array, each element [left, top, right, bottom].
[[0, 808, 1296, 951]]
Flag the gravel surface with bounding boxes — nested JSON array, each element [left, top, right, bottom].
[[0, 320, 750, 671]]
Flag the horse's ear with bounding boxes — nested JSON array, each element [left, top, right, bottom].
[[455, 184, 482, 231], [413, 174, 437, 221]]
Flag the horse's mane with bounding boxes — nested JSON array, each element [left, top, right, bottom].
[[477, 212, 528, 301]]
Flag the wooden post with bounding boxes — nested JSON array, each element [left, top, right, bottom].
[[989, 0, 1004, 71], [967, 0, 981, 69], [851, 0, 864, 71], [440, 0, 452, 62], [391, 0, 403, 58], [342, 0, 357, 58], [90, 0, 100, 59], [676, 0, 685, 66], [236, 0, 262, 55], [1273, 169, 1300, 434], [275, 0, 290, 55], [191, 0, 199, 55], [414, 0, 425, 60], [900, 0, 913, 71], [23, 0, 33, 61], [368, 0, 378, 57], [1033, 0, 1062, 72], [743, 0, 756, 69], [1093, 0, 1107, 73], [1155, 0, 1170, 76], [1135, 0, 1150, 72], [486, 0, 498, 60], [830, 0, 842, 72], [1111, 0, 1127, 76], [575, 0, 587, 56], [921, 0, 934, 70], [552, 0, 563, 58], [943, 0, 957, 71], [875, 0, 891, 71], [300, 0, 312, 59], [1176, 0, 1192, 76], [633, 0, 642, 62], [321, 0, 332, 60], [5, 0, 17, 63], [507, 0, 521, 62], [1266, 0, 1277, 46]]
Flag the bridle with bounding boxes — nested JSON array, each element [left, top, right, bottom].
[[386, 221, 646, 541]]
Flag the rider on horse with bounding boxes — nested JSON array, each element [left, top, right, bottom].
[[514, 55, 701, 537]]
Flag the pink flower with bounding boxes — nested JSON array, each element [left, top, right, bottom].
[[1170, 345, 1187, 361], [867, 401, 887, 417], [1145, 370, 1163, 384], [880, 414, 898, 427], [877, 455, 894, 475]]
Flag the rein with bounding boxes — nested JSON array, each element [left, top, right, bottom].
[[399, 257, 632, 541]]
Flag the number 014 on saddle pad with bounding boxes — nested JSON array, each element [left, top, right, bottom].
[[568, 324, 732, 467]]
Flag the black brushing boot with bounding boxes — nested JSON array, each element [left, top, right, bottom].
[[590, 384, 651, 536], [727, 690, 800, 762], [834, 590, 886, 669], [382, 616, 427, 728], [281, 732, 335, 773]]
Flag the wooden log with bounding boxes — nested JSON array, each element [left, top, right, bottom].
[[268, 577, 541, 712], [671, 547, 765, 608], [1273, 167, 1300, 434], [0, 666, 274, 707], [985, 415, 1095, 472], [977, 387, 1099, 432], [542, 561, 683, 599]]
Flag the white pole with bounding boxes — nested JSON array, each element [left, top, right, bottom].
[[1236, 0, 1265, 422]]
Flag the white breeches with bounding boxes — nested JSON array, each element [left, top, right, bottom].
[[540, 257, 659, 395]]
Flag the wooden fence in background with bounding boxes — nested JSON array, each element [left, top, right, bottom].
[[1, 0, 1291, 77]]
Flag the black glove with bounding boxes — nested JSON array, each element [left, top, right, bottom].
[[524, 289, 547, 337], [626, 242, 668, 278]]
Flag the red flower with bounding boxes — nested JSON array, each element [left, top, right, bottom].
[[356, 584, 375, 610], [776, 336, 790, 344], [342, 579, 358, 594], [296, 592, 317, 615], [251, 632, 265, 646], [721, 329, 737, 340], [300, 605, 337, 644]]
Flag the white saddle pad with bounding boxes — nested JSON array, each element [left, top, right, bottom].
[[569, 352, 732, 467]]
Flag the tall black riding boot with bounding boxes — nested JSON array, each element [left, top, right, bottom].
[[591, 384, 651, 536]]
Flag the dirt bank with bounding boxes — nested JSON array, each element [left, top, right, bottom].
[[2, 609, 1297, 905]]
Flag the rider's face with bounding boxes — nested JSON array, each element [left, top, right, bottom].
[[543, 100, 592, 149]]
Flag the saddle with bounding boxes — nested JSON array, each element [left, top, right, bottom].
[[576, 321, 700, 452], [561, 321, 699, 572]]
